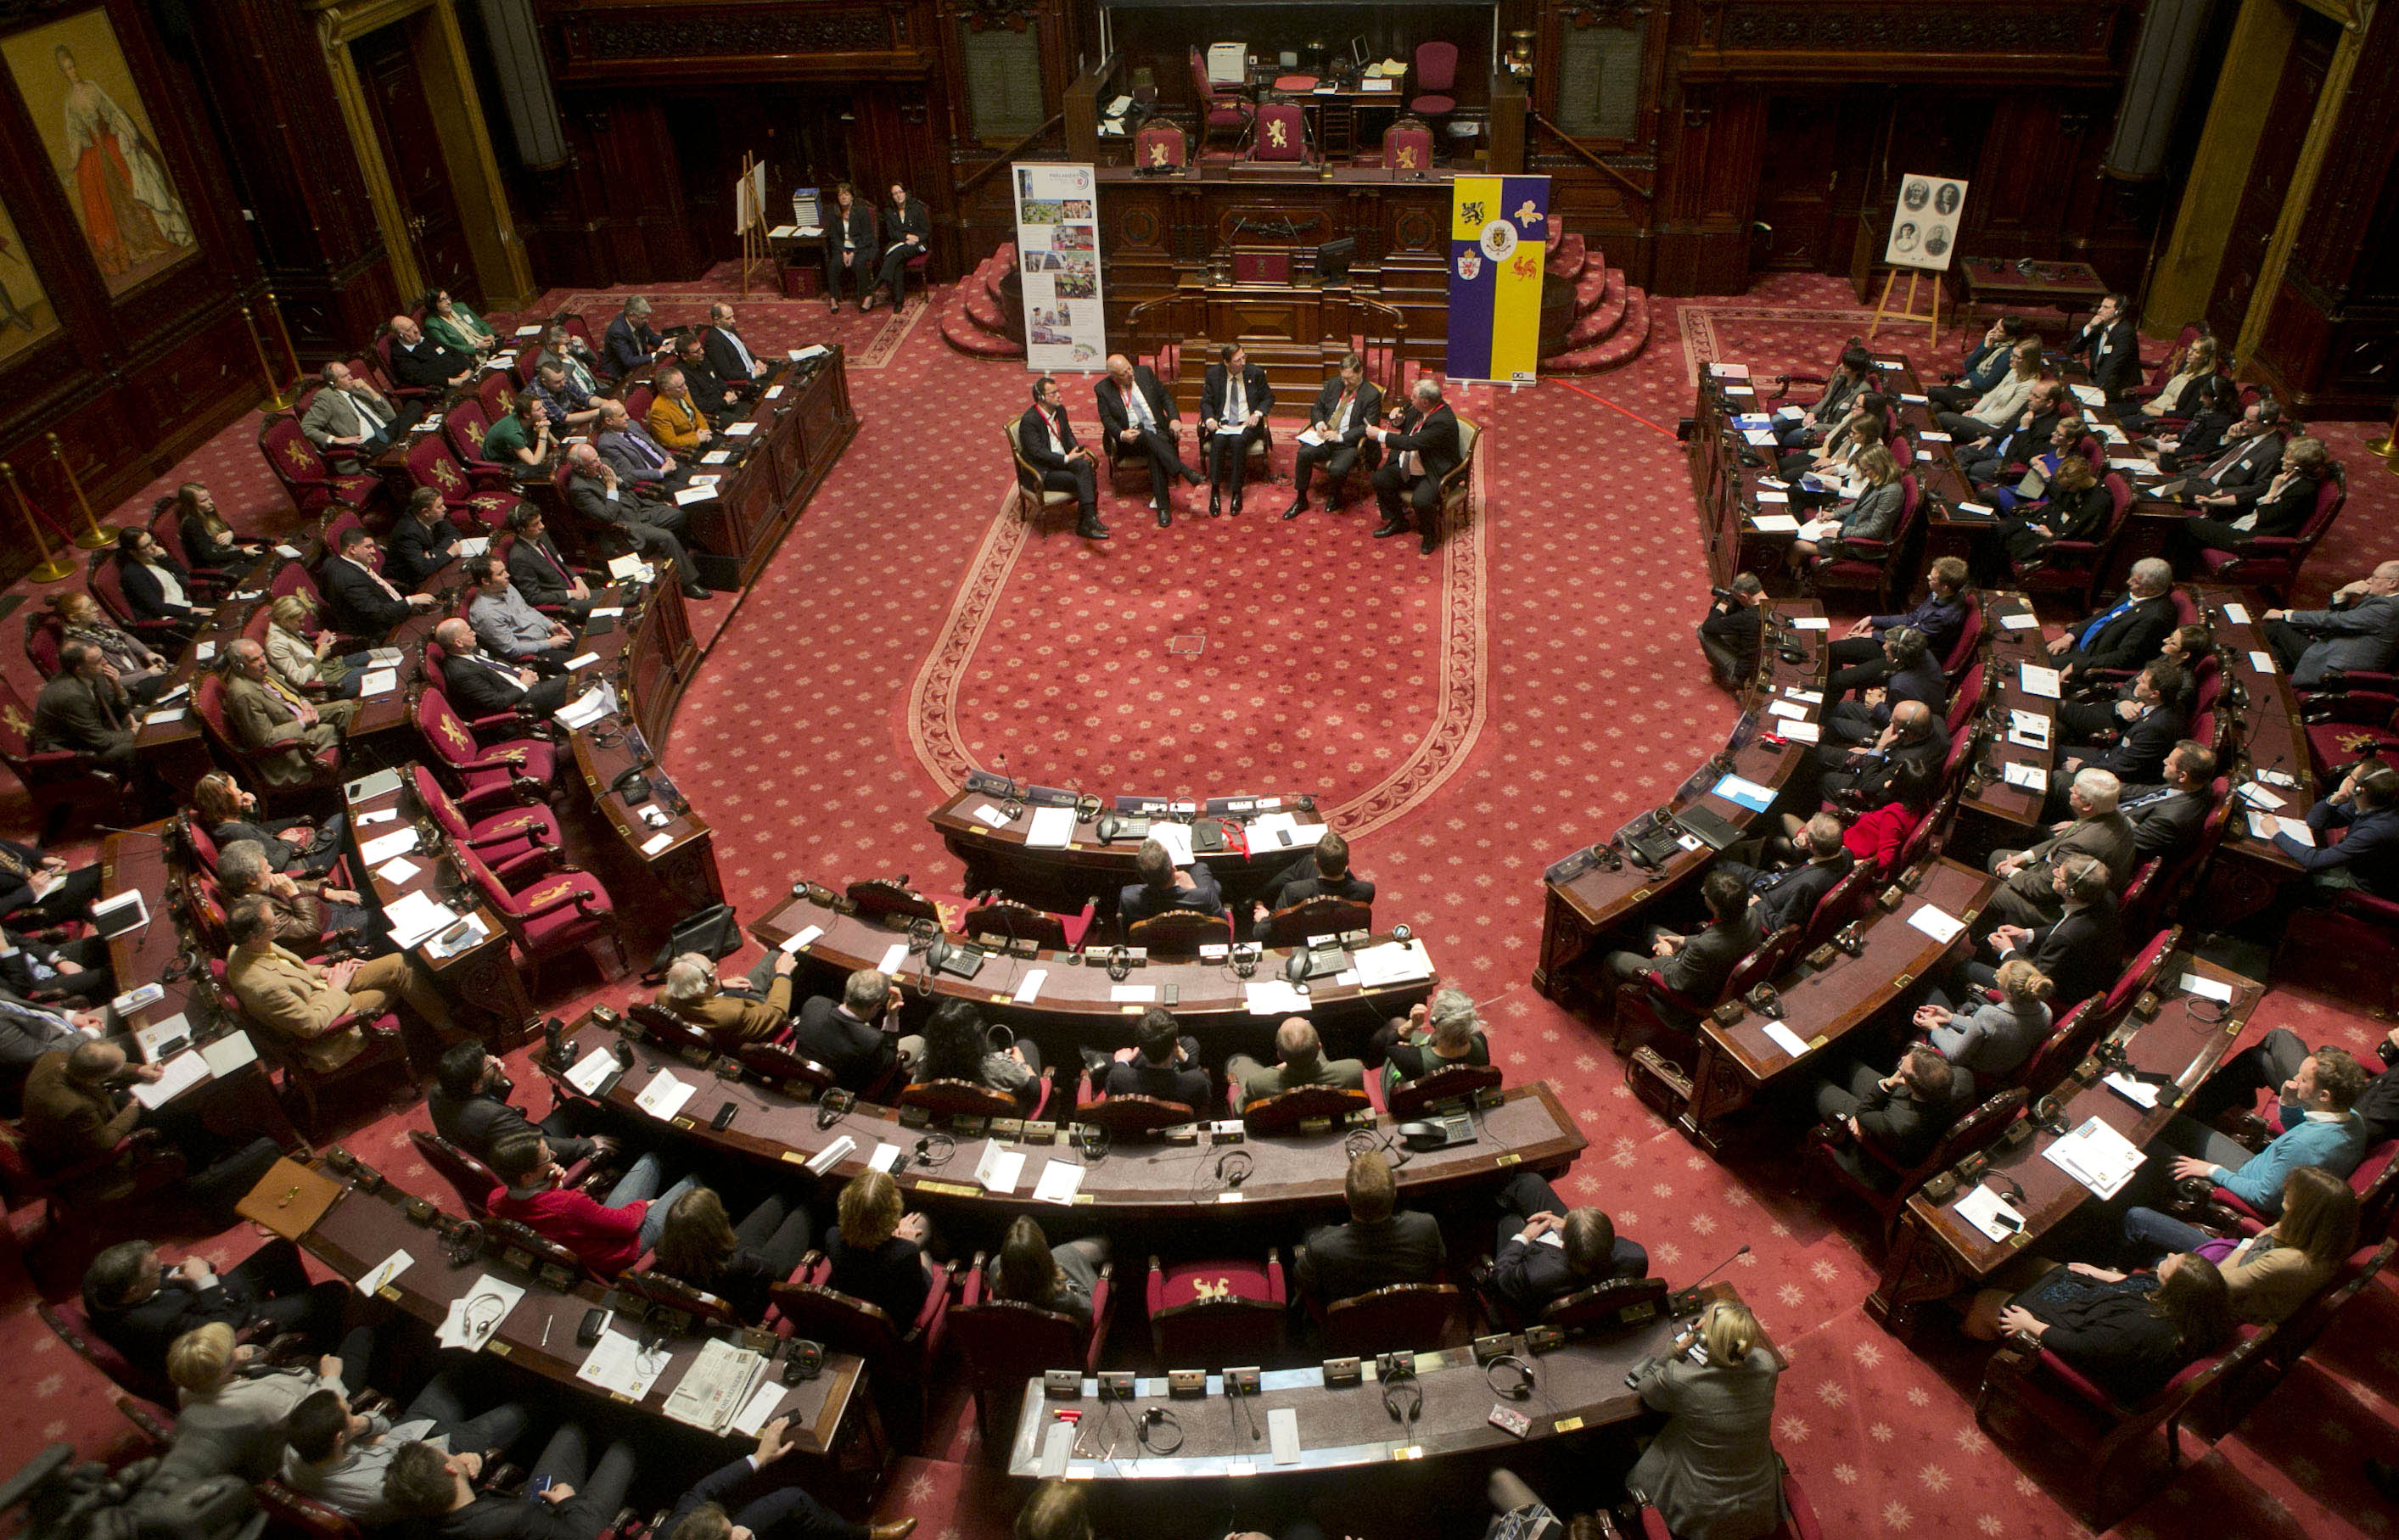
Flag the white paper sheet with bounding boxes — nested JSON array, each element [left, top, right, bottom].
[[199, 1032, 256, 1076], [2252, 811, 2308, 843], [1953, 1184, 2026, 1243], [565, 1045, 619, 1095], [1907, 904, 1967, 944], [437, 1275, 524, 1352], [867, 1142, 904, 1173], [877, 942, 909, 973], [356, 808, 400, 826], [1749, 513, 1801, 534], [1791, 616, 1831, 631], [2105, 1072, 2161, 1109], [2237, 782, 2285, 810], [2042, 1116, 2145, 1200], [1776, 719, 1821, 743], [132, 1013, 190, 1063], [2017, 664, 2063, 698], [779, 924, 824, 955], [1025, 806, 1076, 848], [1034, 1158, 1085, 1205], [359, 1249, 414, 1295], [2223, 602, 2251, 625], [1268, 1407, 1302, 1464], [384, 890, 459, 949], [1998, 611, 2037, 630], [1148, 820, 1196, 866], [974, 1141, 1026, 1194], [361, 827, 420, 865], [1958, 502, 1997, 518], [1352, 939, 1434, 988], [1766, 699, 1808, 720], [1012, 968, 1047, 1003], [2248, 651, 2276, 675], [576, 1329, 671, 1399], [132, 1049, 211, 1108], [1762, 1022, 1812, 1060], [725, 421, 759, 437], [2179, 972, 2235, 1003], [640, 831, 674, 855], [972, 803, 1012, 826], [1109, 984, 1157, 1003], [1244, 979, 1312, 1016], [636, 1067, 698, 1120], [729, 1380, 789, 1436], [357, 669, 399, 697], [2001, 762, 2049, 792]]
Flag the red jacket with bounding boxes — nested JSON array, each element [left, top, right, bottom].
[[488, 1184, 646, 1274], [1845, 801, 1923, 879]]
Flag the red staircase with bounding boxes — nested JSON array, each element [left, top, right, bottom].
[[1539, 219, 1650, 377], [939, 243, 1027, 361]]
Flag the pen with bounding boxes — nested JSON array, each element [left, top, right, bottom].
[[541, 1318, 552, 1347]]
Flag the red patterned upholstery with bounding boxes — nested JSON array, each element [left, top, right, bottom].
[[21, 610, 61, 680], [2012, 473, 2133, 611], [209, 957, 412, 1134], [260, 413, 384, 517], [1146, 1250, 1284, 1365], [85, 551, 186, 652], [773, 1253, 957, 1443], [1249, 102, 1310, 163], [405, 431, 524, 533], [1942, 599, 1984, 680], [410, 763, 560, 882], [193, 670, 342, 802], [1383, 118, 1435, 176], [1134, 120, 1187, 172], [475, 370, 518, 424], [414, 686, 555, 809], [1190, 48, 1254, 150], [1319, 1280, 1462, 1355], [151, 498, 234, 595], [451, 839, 625, 989]]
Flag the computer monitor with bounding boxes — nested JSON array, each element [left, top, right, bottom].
[[1316, 237, 1356, 284]]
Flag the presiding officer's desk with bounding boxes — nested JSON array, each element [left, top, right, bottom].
[[929, 787, 1327, 916], [1869, 952, 2262, 1331], [548, 1014, 1583, 1236], [1006, 1281, 1774, 1480], [1535, 601, 1829, 1005]]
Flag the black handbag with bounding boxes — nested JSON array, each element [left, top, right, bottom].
[[650, 903, 742, 973]]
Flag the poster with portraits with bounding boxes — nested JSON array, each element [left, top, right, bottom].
[[1012, 163, 1106, 372], [1882, 175, 1968, 272]]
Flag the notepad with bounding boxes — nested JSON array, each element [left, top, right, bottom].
[[1790, 616, 1831, 631], [1149, 820, 1196, 865], [577, 1329, 670, 1400], [636, 1068, 698, 1120], [2043, 1116, 2144, 1200], [1352, 939, 1434, 988], [1954, 1184, 2026, 1244], [2222, 602, 2251, 625], [2180, 972, 2235, 1003], [1110, 984, 1157, 1003], [2008, 710, 2050, 749], [1268, 1408, 1303, 1464], [2253, 811, 2307, 843], [359, 1250, 414, 1295], [1755, 490, 1791, 504], [877, 942, 908, 973], [1742, 428, 1777, 446], [1766, 699, 1808, 721], [1244, 980, 1311, 1016], [377, 855, 422, 885], [1917, 430, 1953, 443], [1034, 1159, 1085, 1205], [1749, 513, 1800, 534], [674, 485, 715, 506], [383, 889, 457, 949], [779, 924, 823, 955], [1296, 427, 1327, 447], [1776, 719, 1821, 743], [700, 450, 731, 464], [1025, 805, 1076, 848], [1712, 774, 1774, 811], [361, 826, 419, 865], [1998, 611, 2037, 629], [2002, 762, 2049, 792], [725, 421, 759, 437], [132, 1049, 211, 1108], [2016, 664, 2063, 698], [2249, 651, 2276, 674], [974, 1141, 1026, 1195], [1907, 904, 1967, 944], [565, 1046, 620, 1095], [2237, 781, 2285, 810], [1762, 1022, 1812, 1060]]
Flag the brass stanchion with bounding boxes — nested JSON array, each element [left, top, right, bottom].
[[262, 283, 303, 395], [1, 462, 76, 582], [2366, 398, 2399, 473], [47, 434, 115, 551], [240, 302, 295, 412]]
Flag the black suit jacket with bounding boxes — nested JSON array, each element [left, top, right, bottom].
[[386, 514, 458, 589], [1017, 404, 1085, 475], [507, 535, 582, 610], [2200, 433, 2284, 505], [1842, 725, 1949, 809], [1492, 1231, 1649, 1317], [321, 555, 412, 636], [2084, 702, 2185, 783], [567, 469, 673, 532], [389, 337, 472, 391], [792, 995, 896, 1089], [1266, 870, 1376, 915], [2071, 317, 2144, 396], [883, 199, 931, 255], [2009, 894, 2126, 1008], [31, 674, 131, 754], [428, 1087, 543, 1163], [1298, 1211, 1444, 1302], [1751, 850, 1854, 936], [826, 203, 877, 266], [1100, 1056, 1211, 1112], [676, 352, 741, 414], [1385, 403, 1463, 483], [2122, 786, 2211, 860], [2240, 479, 2320, 540], [2063, 593, 2176, 674], [440, 651, 531, 718], [1094, 367, 1179, 444], [701, 326, 761, 386], [119, 558, 193, 624], [87, 1277, 256, 1377], [603, 315, 664, 377], [1854, 1070, 1977, 1171], [1202, 362, 1274, 426], [1308, 378, 1385, 444]]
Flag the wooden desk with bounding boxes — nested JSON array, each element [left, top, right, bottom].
[[1645, 857, 1996, 1150], [1957, 257, 2109, 336], [1953, 592, 2057, 848], [548, 1016, 1583, 1233], [563, 584, 720, 914], [2189, 588, 2311, 925], [929, 788, 1326, 918], [1869, 953, 2262, 1331], [346, 771, 536, 1039], [300, 1177, 869, 1463], [1534, 602, 1830, 1005], [683, 349, 858, 590], [1005, 1281, 1773, 1480]]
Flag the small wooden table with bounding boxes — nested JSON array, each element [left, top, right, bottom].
[[1957, 257, 2109, 337]]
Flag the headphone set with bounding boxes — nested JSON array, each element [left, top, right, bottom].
[[1214, 1149, 1253, 1190], [1484, 1352, 1538, 1401], [1381, 1360, 1421, 1428]]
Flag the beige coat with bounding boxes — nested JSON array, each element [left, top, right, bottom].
[[226, 944, 366, 1072]]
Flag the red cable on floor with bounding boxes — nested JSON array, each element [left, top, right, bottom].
[[1547, 377, 1679, 439]]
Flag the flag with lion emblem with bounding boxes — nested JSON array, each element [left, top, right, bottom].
[[1445, 175, 1549, 384]]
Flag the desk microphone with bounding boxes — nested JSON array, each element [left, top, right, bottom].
[[1670, 1244, 1752, 1316]]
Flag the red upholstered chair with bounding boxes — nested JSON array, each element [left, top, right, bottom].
[[2275, 883, 2399, 1016], [1637, 1467, 1824, 1540], [771, 1255, 957, 1444], [442, 398, 513, 488], [0, 1118, 183, 1267], [621, 381, 656, 423], [475, 370, 518, 424], [733, 1039, 838, 1095], [617, 1268, 748, 1329], [36, 1299, 177, 1410], [1253, 894, 1372, 948], [1806, 1086, 2026, 1240], [950, 1249, 1113, 1437], [150, 498, 238, 598], [1190, 47, 1254, 154], [1810, 464, 1920, 611], [1320, 1281, 1464, 1355], [899, 1070, 1053, 1123], [413, 685, 557, 809], [2011, 473, 2133, 612], [21, 608, 62, 680], [1133, 120, 1188, 174], [1073, 1084, 1199, 1135], [626, 1000, 725, 1060], [1146, 1249, 1285, 1366], [1382, 117, 1436, 177], [1941, 598, 1985, 680], [1248, 101, 1311, 164], [260, 413, 385, 518], [450, 839, 627, 991], [961, 894, 1095, 951], [2014, 999, 2098, 1097], [209, 957, 414, 1134], [409, 764, 561, 883], [255, 1481, 364, 1540], [2194, 469, 2346, 602], [1410, 42, 1460, 125], [408, 1128, 603, 1218], [1611, 924, 1797, 1054], [86, 550, 188, 654], [406, 429, 524, 533], [1378, 1061, 1502, 1119], [193, 670, 343, 806], [0, 674, 118, 838], [1796, 863, 1877, 953], [1126, 907, 1235, 950]]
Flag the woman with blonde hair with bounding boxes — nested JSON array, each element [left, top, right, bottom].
[[263, 593, 376, 698], [160, 1319, 358, 1482], [826, 1169, 937, 1326], [171, 483, 262, 573], [47, 591, 167, 703], [2124, 334, 2219, 431], [651, 1184, 812, 1324], [1789, 444, 1903, 575], [1627, 1299, 1784, 1539], [193, 769, 345, 877], [1914, 958, 2053, 1078], [1936, 335, 2045, 441], [2180, 435, 2339, 557]]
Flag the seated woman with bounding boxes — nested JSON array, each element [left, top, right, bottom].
[[194, 770, 345, 879], [2121, 334, 2218, 435], [2117, 1165, 2360, 1326], [1370, 986, 1489, 1099], [826, 1170, 936, 1327], [650, 1185, 812, 1324], [171, 483, 263, 574], [423, 288, 499, 356], [657, 948, 798, 1045], [1787, 445, 1903, 577], [1627, 1300, 1783, 1540], [1779, 396, 1886, 485], [1998, 455, 2112, 569], [914, 998, 1042, 1111], [162, 1319, 359, 1483], [1910, 958, 2053, 1082], [48, 591, 168, 704], [2178, 436, 2337, 560], [2151, 373, 2240, 470], [114, 526, 198, 634], [264, 595, 378, 701], [1991, 1251, 2234, 1405], [984, 1216, 1108, 1330]]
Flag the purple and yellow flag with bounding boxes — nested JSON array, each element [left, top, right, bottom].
[[1444, 175, 1550, 384]]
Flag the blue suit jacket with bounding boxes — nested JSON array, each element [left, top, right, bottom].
[[2279, 798, 2399, 895]]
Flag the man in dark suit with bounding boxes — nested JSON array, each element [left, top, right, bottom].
[[1828, 557, 1973, 695], [1369, 377, 1462, 555], [387, 487, 460, 589], [428, 1041, 607, 1168], [1257, 830, 1375, 921], [1823, 627, 1945, 746], [791, 968, 921, 1090], [1602, 871, 1761, 1012], [1118, 837, 1223, 927], [701, 302, 769, 388], [322, 526, 435, 636], [822, 185, 877, 310], [646, 1416, 914, 1540], [2263, 562, 2399, 689], [2116, 741, 2218, 863], [2057, 658, 2186, 787], [1019, 375, 1105, 540], [31, 642, 136, 777], [503, 507, 593, 624], [603, 296, 663, 378], [1966, 855, 2125, 1006], [2066, 293, 2144, 399], [1488, 1171, 1647, 1319], [81, 1236, 345, 1381], [1717, 813, 1854, 936], [593, 400, 692, 493], [1296, 1149, 1444, 1304], [1095, 353, 1200, 526], [2170, 399, 2284, 507], [381, 1421, 643, 1540], [434, 619, 572, 717], [563, 445, 709, 601], [1953, 379, 2065, 485], [1286, 352, 1384, 519], [1812, 1044, 1974, 1185], [2045, 558, 2178, 682], [2263, 759, 2399, 898], [673, 333, 743, 422], [1097, 1005, 1211, 1112], [1988, 767, 2138, 932], [384, 314, 474, 394], [1820, 699, 1948, 805], [1200, 343, 1273, 516]]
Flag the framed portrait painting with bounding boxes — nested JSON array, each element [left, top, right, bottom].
[[2, 7, 197, 294], [0, 193, 59, 368]]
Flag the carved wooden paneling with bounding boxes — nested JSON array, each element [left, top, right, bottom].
[[1715, 5, 2104, 55], [554, 7, 903, 64]]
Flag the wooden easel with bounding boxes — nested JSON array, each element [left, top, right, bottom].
[[737, 152, 768, 299], [1868, 265, 1942, 348]]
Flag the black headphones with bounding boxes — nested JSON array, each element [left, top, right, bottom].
[[1215, 1149, 1253, 1189], [1382, 1362, 1421, 1426], [1484, 1353, 1537, 1401], [1136, 1405, 1184, 1453]]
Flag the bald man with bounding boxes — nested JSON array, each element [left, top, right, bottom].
[[1095, 354, 1200, 525], [2263, 562, 2399, 690], [1820, 697, 1947, 807], [435, 618, 575, 717], [1226, 1017, 1366, 1107], [563, 445, 710, 601], [384, 314, 474, 393]]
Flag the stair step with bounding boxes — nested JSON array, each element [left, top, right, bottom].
[[1540, 286, 1650, 374], [1567, 271, 1628, 347], [1545, 232, 1586, 279], [1572, 264, 1612, 319], [962, 284, 1008, 336], [939, 308, 1024, 359]]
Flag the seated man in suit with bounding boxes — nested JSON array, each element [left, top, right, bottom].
[[2045, 558, 2178, 684], [27, 1038, 285, 1222], [434, 619, 574, 717], [703, 302, 771, 386], [1952, 379, 2066, 486], [1960, 854, 2124, 1007], [1827, 557, 1974, 697], [429, 1041, 608, 1169], [225, 894, 455, 1071], [502, 507, 594, 624], [563, 444, 710, 601], [1199, 343, 1273, 517], [1489, 1171, 1648, 1319], [32, 641, 137, 779], [1602, 870, 1760, 1013], [1227, 1017, 1367, 1107], [1098, 1005, 1211, 1112], [300, 361, 398, 467], [1717, 812, 1856, 937], [1020, 374, 1105, 541], [1820, 699, 1948, 805], [81, 1237, 345, 1383], [792, 968, 922, 1090], [216, 840, 368, 954], [2116, 741, 2219, 865], [485, 1132, 696, 1279], [221, 641, 359, 789], [1256, 830, 1376, 925], [603, 295, 664, 378], [1297, 1150, 1444, 1304], [1812, 1044, 1974, 1187], [2258, 759, 2399, 898], [593, 400, 692, 493], [1369, 377, 1462, 555], [384, 314, 474, 394], [2262, 561, 2399, 690], [0, 988, 103, 1094], [1985, 768, 2136, 932], [673, 333, 745, 420], [527, 358, 607, 434], [2066, 292, 2144, 399], [2174, 437, 2337, 562], [657, 948, 797, 1046], [323, 526, 438, 636], [1286, 352, 1384, 520], [1822, 627, 1945, 747], [0, 924, 111, 1005], [387, 488, 461, 590], [2170, 398, 2286, 509], [383, 1420, 645, 1540], [1095, 353, 1200, 526], [463, 557, 573, 669], [646, 366, 716, 455], [653, 1418, 914, 1540], [537, 320, 609, 394], [1697, 572, 1769, 692], [2054, 658, 2186, 790], [1118, 837, 1224, 927]]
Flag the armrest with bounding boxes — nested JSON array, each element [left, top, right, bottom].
[[961, 1252, 987, 1308], [912, 1259, 958, 1348], [796, 1250, 829, 1287], [1263, 1246, 1286, 1305], [511, 872, 602, 921], [1085, 1262, 1115, 1375], [1145, 1254, 1165, 1319], [2300, 691, 2399, 725], [485, 847, 558, 883]]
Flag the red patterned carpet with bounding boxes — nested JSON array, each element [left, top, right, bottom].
[[0, 271, 2395, 1537]]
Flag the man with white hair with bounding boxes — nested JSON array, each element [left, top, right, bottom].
[[434, 618, 575, 716], [1716, 811, 1856, 936], [299, 361, 396, 462], [791, 968, 922, 1090], [657, 946, 797, 1044], [603, 294, 664, 377], [2045, 558, 2178, 681], [384, 313, 474, 392], [221, 639, 356, 789], [1981, 766, 2135, 930], [1368, 376, 1462, 555], [562, 443, 710, 601], [2262, 561, 2399, 690]]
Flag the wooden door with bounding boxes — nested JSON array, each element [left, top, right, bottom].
[[352, 21, 479, 305], [1754, 95, 1847, 272], [2207, 9, 2340, 344]]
